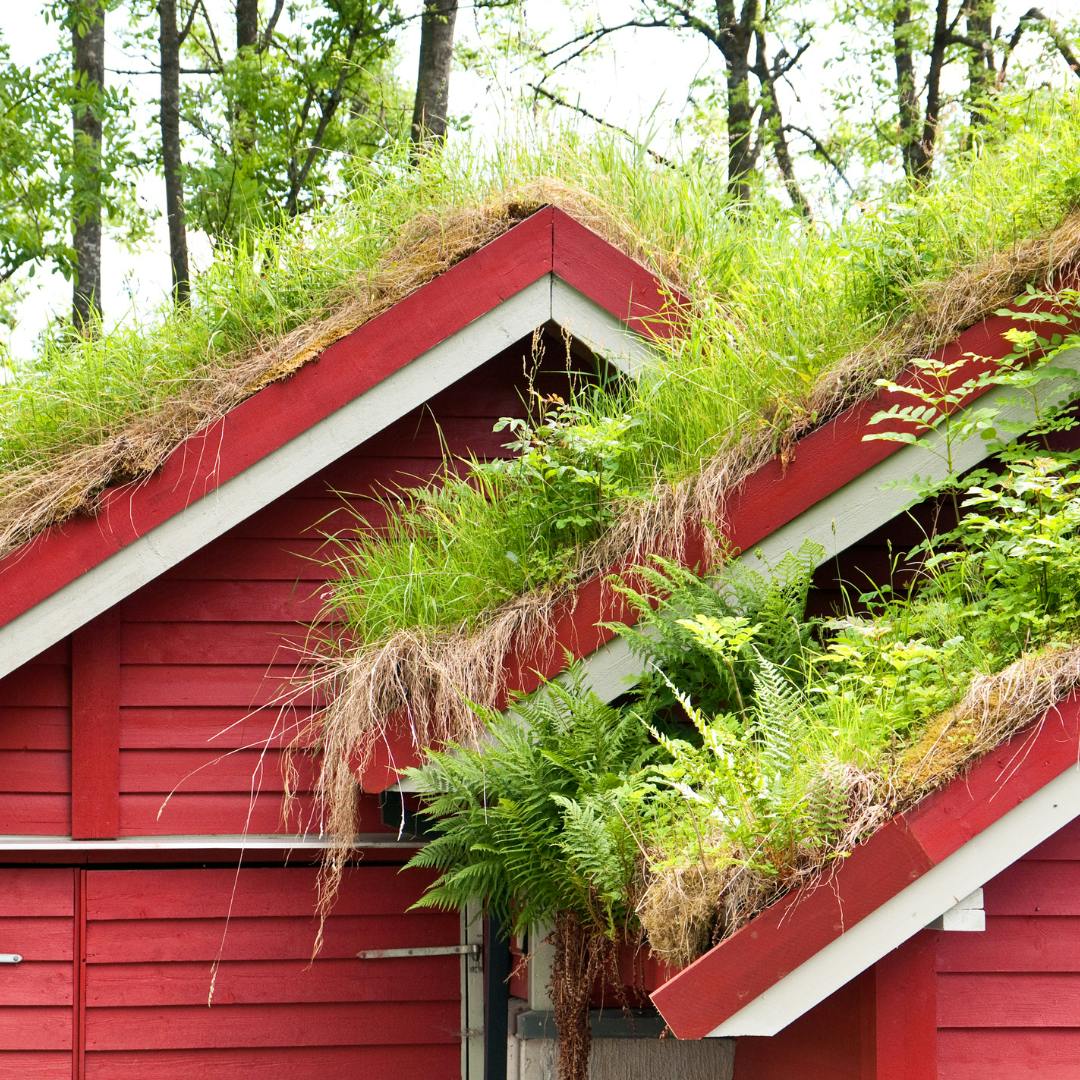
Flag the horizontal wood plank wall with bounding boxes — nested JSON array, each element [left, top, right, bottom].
[[113, 339, 579, 838], [0, 641, 72, 834], [936, 816, 1080, 1079], [0, 868, 75, 1076], [82, 865, 460, 1079]]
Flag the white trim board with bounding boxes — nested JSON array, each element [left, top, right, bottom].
[[551, 278, 656, 377], [0, 275, 654, 680], [707, 760, 1080, 1036], [0, 833, 417, 851]]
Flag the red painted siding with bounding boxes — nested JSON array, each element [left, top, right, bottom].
[[0, 644, 71, 834], [0, 868, 74, 1078], [936, 816, 1080, 1079], [80, 865, 459, 1078], [101, 337, 579, 838], [0, 332, 595, 842]]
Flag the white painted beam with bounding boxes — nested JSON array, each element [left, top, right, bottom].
[[461, 899, 486, 1080], [550, 277, 657, 376], [929, 888, 985, 932], [708, 763, 1080, 1036]]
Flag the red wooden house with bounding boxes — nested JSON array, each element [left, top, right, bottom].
[[2, 204, 1080, 1079], [0, 208, 668, 1079]]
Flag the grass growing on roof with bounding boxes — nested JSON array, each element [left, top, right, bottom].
[[408, 424, 1080, 973], [2, 93, 1079, 556], [322, 91, 1080, 648]]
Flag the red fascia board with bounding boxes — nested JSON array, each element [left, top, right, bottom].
[[551, 207, 683, 338], [0, 208, 555, 628], [650, 693, 1080, 1040], [720, 303, 1060, 553]]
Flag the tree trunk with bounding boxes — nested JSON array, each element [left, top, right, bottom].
[[892, 3, 924, 177], [916, 0, 951, 178], [236, 0, 258, 50], [158, 0, 189, 304], [410, 0, 458, 150], [964, 0, 996, 128], [725, 51, 756, 203], [71, 0, 105, 331], [550, 912, 595, 1080], [715, 1, 759, 203], [234, 0, 258, 159]]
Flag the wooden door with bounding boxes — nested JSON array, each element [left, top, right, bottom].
[[0, 865, 460, 1078], [0, 868, 75, 1079], [80, 865, 461, 1078]]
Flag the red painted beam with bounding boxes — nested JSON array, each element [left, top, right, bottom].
[[650, 693, 1080, 1040], [71, 609, 120, 839], [551, 207, 685, 338], [874, 930, 938, 1080]]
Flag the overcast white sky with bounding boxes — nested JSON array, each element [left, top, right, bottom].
[[0, 0, 1075, 358]]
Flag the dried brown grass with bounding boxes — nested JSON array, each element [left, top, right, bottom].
[[638, 647, 1080, 968], [0, 179, 664, 559], [297, 595, 561, 922], [638, 764, 886, 968], [893, 644, 1080, 800]]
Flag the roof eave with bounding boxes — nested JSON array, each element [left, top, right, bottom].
[[650, 692, 1080, 1039], [0, 207, 671, 679]]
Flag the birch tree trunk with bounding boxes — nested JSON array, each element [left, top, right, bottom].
[[158, 0, 189, 304]]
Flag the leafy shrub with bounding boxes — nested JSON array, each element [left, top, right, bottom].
[[405, 668, 655, 937], [404, 669, 657, 1080]]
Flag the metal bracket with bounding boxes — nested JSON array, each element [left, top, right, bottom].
[[356, 944, 481, 961], [0, 955, 21, 964]]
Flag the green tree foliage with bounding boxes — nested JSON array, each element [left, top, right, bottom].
[[832, 1, 1080, 180], [0, 15, 139, 329], [178, 0, 407, 243], [0, 43, 70, 325]]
